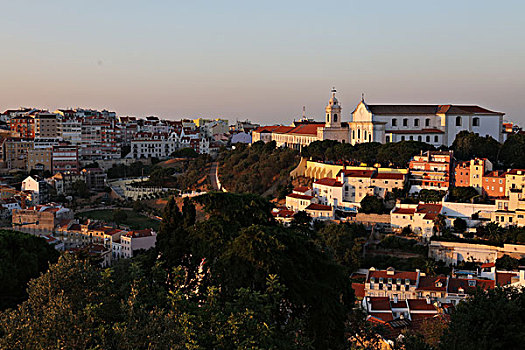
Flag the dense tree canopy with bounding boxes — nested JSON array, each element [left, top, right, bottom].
[[219, 141, 300, 196], [451, 131, 501, 162], [360, 195, 387, 214], [301, 140, 436, 167], [0, 230, 59, 310]]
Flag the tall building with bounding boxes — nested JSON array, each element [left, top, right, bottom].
[[408, 151, 454, 193]]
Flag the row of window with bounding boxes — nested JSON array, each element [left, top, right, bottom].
[[390, 117, 480, 127], [387, 135, 440, 143]]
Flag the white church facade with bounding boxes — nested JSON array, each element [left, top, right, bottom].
[[252, 89, 505, 149]]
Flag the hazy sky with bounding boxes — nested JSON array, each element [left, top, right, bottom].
[[1, 1, 524, 125]]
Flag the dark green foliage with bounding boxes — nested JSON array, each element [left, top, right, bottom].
[[171, 147, 199, 158], [449, 186, 480, 203], [378, 236, 427, 255], [453, 218, 467, 233], [291, 210, 312, 228], [499, 133, 525, 169], [148, 167, 175, 187], [218, 141, 300, 196], [72, 179, 90, 198], [0, 230, 59, 310], [495, 254, 521, 270], [107, 161, 151, 179], [360, 195, 386, 214], [157, 193, 353, 348], [441, 288, 525, 349], [451, 131, 501, 162], [317, 223, 365, 271], [112, 209, 128, 224], [301, 140, 435, 167], [418, 189, 445, 203]]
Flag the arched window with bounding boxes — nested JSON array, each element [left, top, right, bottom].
[[327, 114, 330, 123], [401, 136, 405, 141], [403, 118, 408, 127], [357, 129, 361, 139], [456, 116, 462, 126], [425, 118, 431, 127], [414, 119, 420, 127], [352, 130, 355, 139], [333, 114, 338, 122], [410, 136, 414, 140], [418, 136, 422, 141], [369, 134, 372, 142], [426, 136, 430, 142], [392, 119, 397, 127], [434, 135, 439, 142], [386, 136, 390, 143], [473, 117, 480, 127], [364, 130, 367, 139]]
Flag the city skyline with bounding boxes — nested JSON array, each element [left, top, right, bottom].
[[1, 1, 524, 124]]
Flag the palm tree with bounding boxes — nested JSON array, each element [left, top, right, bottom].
[[433, 214, 447, 236]]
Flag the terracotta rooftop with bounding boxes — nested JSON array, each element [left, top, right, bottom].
[[373, 173, 405, 180], [314, 178, 343, 187], [365, 104, 503, 115], [338, 169, 375, 178], [293, 186, 310, 193], [416, 276, 448, 292], [305, 203, 332, 211], [286, 193, 314, 200]]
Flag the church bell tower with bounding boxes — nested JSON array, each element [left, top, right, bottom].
[[325, 87, 342, 128]]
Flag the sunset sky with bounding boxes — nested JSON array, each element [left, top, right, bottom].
[[1, 1, 523, 124]]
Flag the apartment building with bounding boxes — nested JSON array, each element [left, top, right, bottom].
[[505, 169, 525, 196], [34, 113, 59, 138], [12, 203, 73, 235], [391, 203, 442, 239], [27, 148, 53, 172], [120, 229, 157, 258], [4, 138, 33, 170], [131, 132, 177, 159], [9, 115, 35, 139], [409, 151, 453, 193], [285, 186, 314, 212], [52, 144, 79, 173]]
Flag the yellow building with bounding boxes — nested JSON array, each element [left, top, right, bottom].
[[505, 169, 525, 196]]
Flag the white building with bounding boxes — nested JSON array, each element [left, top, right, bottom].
[[130, 132, 177, 159], [120, 229, 157, 258], [350, 102, 504, 147]]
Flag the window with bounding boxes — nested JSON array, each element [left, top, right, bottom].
[[418, 136, 422, 141], [410, 136, 414, 140], [392, 119, 397, 126], [426, 136, 430, 142], [456, 116, 462, 126], [333, 114, 337, 122], [434, 136, 439, 143], [357, 129, 361, 139], [401, 136, 405, 141], [425, 118, 430, 127], [403, 118, 408, 127], [473, 117, 480, 127], [386, 136, 390, 143], [414, 119, 420, 127]]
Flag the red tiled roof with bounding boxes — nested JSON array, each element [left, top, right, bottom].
[[369, 312, 394, 322], [272, 209, 294, 218], [386, 128, 444, 134], [352, 283, 365, 299], [407, 299, 437, 311], [447, 278, 495, 294], [314, 178, 343, 187], [505, 169, 525, 175], [410, 313, 437, 320], [369, 297, 391, 311], [253, 125, 280, 133], [416, 276, 447, 292], [373, 173, 405, 180], [367, 269, 418, 284], [481, 262, 495, 268], [286, 193, 313, 200], [286, 123, 324, 136], [293, 186, 310, 193], [338, 169, 375, 178], [305, 203, 332, 211], [366, 104, 503, 115], [416, 203, 442, 220], [392, 208, 416, 215]]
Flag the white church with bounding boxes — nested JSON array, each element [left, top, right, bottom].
[[252, 88, 505, 149]]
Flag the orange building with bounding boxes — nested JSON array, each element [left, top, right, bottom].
[[483, 171, 506, 197]]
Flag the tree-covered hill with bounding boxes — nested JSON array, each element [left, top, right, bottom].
[[218, 141, 300, 196]]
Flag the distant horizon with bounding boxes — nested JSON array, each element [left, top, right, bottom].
[[1, 97, 514, 127], [1, 1, 523, 125]]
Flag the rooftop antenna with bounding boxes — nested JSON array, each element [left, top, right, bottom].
[[361, 92, 365, 102], [302, 106, 306, 119], [331, 86, 336, 97]]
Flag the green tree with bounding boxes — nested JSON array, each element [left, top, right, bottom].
[[72, 179, 90, 198], [441, 287, 525, 349], [0, 230, 59, 310], [450, 187, 479, 203], [112, 209, 128, 225], [360, 195, 386, 214], [317, 223, 365, 271], [453, 218, 467, 233], [500, 133, 525, 169], [451, 131, 501, 162]]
